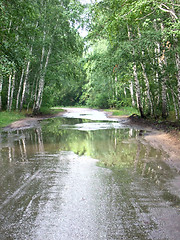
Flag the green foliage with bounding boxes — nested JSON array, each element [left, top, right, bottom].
[[1, 0, 180, 119], [105, 107, 139, 116], [0, 0, 86, 111], [82, 0, 180, 119], [39, 107, 64, 115]]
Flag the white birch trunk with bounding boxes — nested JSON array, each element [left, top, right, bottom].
[[111, 77, 115, 101], [170, 89, 178, 120], [114, 76, 118, 97], [33, 30, 46, 113], [154, 20, 168, 118], [19, 22, 38, 111], [8, 20, 12, 33], [0, 74, 3, 110], [7, 74, 12, 111], [152, 46, 161, 112], [40, 46, 52, 108], [34, 44, 51, 112], [33, 77, 39, 110], [161, 23, 168, 118], [138, 27, 153, 115], [171, 2, 180, 116], [9, 72, 15, 111], [127, 25, 144, 117], [20, 60, 31, 111], [132, 63, 144, 117], [140, 62, 153, 115], [129, 81, 135, 107], [175, 47, 180, 117], [124, 87, 127, 98], [20, 45, 33, 111], [16, 69, 24, 110]]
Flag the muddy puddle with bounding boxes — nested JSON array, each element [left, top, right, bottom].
[[0, 111, 180, 240]]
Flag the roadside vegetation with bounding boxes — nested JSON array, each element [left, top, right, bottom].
[[0, 107, 65, 128], [0, 111, 25, 128], [105, 107, 139, 117]]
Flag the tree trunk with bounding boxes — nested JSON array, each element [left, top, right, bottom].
[[124, 87, 127, 98], [152, 49, 161, 113], [154, 20, 168, 118], [114, 76, 118, 98], [7, 74, 12, 111], [9, 72, 15, 111], [132, 64, 144, 117], [171, 3, 180, 117], [127, 25, 144, 117], [20, 45, 33, 111], [33, 44, 51, 113], [16, 69, 24, 110], [175, 49, 180, 117], [20, 60, 31, 111], [138, 27, 153, 116], [0, 74, 3, 111], [27, 80, 36, 112], [140, 62, 153, 115], [170, 89, 178, 120], [33, 76, 38, 111], [161, 23, 169, 118], [129, 81, 135, 107], [33, 30, 46, 113]]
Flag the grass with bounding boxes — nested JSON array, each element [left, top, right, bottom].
[[0, 107, 65, 128], [105, 106, 139, 117], [0, 111, 25, 128]]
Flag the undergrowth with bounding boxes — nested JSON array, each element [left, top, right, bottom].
[[105, 107, 139, 116]]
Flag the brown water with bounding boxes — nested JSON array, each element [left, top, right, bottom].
[[0, 115, 180, 240]]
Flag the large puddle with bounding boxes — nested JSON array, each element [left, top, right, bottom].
[[0, 110, 180, 240]]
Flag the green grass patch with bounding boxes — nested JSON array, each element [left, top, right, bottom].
[[105, 107, 139, 117], [50, 107, 66, 112], [23, 107, 64, 116], [0, 111, 25, 128]]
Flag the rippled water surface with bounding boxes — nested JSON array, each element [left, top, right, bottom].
[[0, 111, 180, 240]]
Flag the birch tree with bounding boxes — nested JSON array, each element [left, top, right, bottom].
[[0, 74, 3, 111], [1, 0, 85, 111]]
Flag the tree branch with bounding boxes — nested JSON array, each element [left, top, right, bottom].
[[136, 10, 155, 21], [158, 4, 178, 20]]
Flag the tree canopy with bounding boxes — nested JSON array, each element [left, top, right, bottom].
[[0, 0, 85, 112], [83, 0, 180, 119], [1, 0, 180, 119]]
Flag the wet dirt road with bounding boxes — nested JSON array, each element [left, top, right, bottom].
[[0, 108, 180, 240]]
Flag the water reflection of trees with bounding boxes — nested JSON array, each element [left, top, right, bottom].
[[0, 119, 178, 192], [0, 119, 179, 215], [0, 127, 45, 163], [40, 119, 178, 188]]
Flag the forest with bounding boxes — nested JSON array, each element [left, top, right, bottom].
[[0, 0, 180, 119]]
